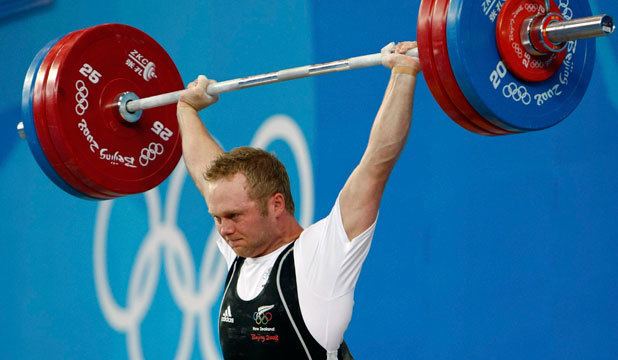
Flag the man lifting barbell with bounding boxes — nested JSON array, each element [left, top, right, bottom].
[[18, 0, 613, 199], [175, 41, 420, 359], [15, 1, 614, 356]]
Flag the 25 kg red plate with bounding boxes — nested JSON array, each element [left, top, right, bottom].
[[44, 24, 184, 196]]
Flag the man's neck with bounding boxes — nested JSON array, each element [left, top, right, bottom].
[[259, 213, 303, 257]]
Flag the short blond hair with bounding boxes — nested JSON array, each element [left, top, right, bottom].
[[204, 147, 295, 215]]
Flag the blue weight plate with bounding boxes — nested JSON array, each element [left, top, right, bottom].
[[446, 0, 595, 132], [22, 34, 104, 199]]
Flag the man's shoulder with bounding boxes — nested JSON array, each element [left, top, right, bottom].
[[298, 216, 329, 238]]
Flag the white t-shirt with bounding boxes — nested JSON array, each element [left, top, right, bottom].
[[217, 196, 376, 352]]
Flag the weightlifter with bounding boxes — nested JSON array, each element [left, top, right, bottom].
[[176, 41, 420, 359]]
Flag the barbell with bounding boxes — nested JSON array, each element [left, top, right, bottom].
[[17, 0, 614, 200]]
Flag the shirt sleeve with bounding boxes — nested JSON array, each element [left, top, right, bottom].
[[294, 194, 377, 299]]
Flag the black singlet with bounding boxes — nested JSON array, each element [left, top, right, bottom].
[[218, 242, 353, 359]]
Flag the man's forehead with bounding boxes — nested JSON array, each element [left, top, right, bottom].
[[205, 174, 252, 211]]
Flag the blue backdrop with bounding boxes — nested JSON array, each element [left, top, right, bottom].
[[1, 1, 617, 359]]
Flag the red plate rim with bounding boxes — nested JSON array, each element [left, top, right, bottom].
[[32, 29, 116, 199], [418, 0, 494, 135], [432, 0, 515, 134]]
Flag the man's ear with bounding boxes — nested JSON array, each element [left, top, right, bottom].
[[270, 193, 286, 216]]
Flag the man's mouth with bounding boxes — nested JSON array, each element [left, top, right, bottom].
[[227, 238, 243, 246]]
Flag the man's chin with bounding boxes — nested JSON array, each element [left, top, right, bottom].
[[231, 245, 249, 258], [227, 239, 243, 249]]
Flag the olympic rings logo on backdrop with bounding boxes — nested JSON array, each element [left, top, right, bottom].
[[94, 114, 314, 360], [503, 82, 532, 105], [139, 142, 164, 167], [74, 80, 89, 116]]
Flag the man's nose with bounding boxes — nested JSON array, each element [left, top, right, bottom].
[[218, 219, 235, 236]]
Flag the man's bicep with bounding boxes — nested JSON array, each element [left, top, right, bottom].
[[339, 165, 385, 240]]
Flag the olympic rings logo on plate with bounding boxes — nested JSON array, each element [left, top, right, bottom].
[[139, 142, 164, 167], [503, 82, 532, 105], [253, 311, 273, 325], [558, 0, 573, 20], [530, 59, 543, 69], [94, 114, 314, 360], [74, 80, 89, 116], [524, 3, 539, 13], [512, 42, 523, 59]]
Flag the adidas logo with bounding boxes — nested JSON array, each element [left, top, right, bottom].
[[221, 305, 234, 323]]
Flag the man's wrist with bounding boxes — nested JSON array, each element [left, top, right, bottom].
[[391, 66, 417, 76], [177, 102, 200, 113]]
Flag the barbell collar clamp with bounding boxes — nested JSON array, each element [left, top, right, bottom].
[[523, 14, 614, 56], [117, 91, 143, 123]]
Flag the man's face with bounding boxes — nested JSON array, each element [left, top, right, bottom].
[[205, 173, 275, 258]]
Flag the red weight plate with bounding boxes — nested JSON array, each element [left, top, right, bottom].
[[418, 0, 494, 135], [45, 24, 184, 196], [496, 0, 566, 82], [432, 0, 516, 134], [32, 29, 115, 199]]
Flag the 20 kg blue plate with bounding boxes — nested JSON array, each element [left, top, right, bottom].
[[446, 0, 595, 132], [21, 35, 99, 199]]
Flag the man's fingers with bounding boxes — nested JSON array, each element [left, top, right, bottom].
[[395, 41, 418, 54], [196, 74, 209, 87]]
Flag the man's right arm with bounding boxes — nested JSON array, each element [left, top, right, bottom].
[[176, 75, 221, 195]]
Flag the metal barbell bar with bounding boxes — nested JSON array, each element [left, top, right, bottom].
[[121, 48, 419, 121]]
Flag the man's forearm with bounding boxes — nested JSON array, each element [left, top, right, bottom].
[[360, 71, 416, 181], [177, 106, 223, 194]]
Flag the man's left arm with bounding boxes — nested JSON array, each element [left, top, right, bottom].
[[339, 41, 421, 240]]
